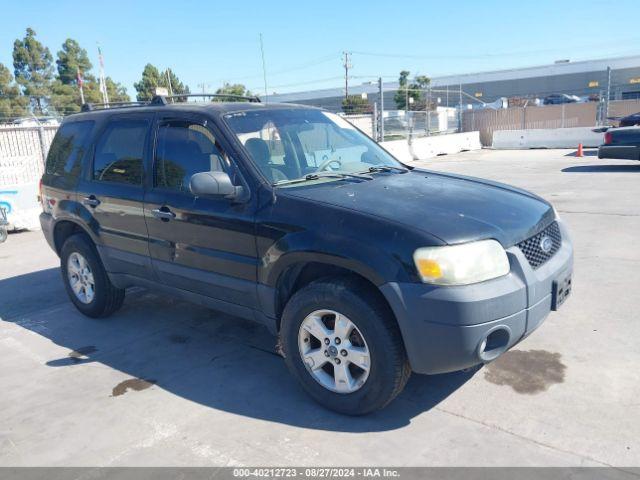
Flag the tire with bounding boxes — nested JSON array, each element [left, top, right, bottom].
[[60, 233, 125, 318], [0, 228, 7, 243], [281, 277, 411, 415]]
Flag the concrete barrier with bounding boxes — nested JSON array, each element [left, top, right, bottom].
[[0, 182, 41, 231], [381, 131, 482, 162], [492, 126, 604, 149]]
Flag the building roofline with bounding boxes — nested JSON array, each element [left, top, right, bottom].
[[267, 54, 640, 102], [430, 54, 640, 86]]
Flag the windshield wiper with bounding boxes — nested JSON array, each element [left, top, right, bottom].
[[363, 165, 409, 174], [273, 171, 372, 187]]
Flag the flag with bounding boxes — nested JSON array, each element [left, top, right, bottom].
[[76, 67, 83, 87]]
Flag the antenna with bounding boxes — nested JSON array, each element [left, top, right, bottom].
[[260, 34, 268, 103]]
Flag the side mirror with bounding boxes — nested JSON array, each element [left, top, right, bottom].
[[189, 171, 243, 199]]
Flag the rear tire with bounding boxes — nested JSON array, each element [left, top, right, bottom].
[[281, 277, 411, 415], [60, 233, 125, 318]]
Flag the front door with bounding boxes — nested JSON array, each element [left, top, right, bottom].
[[143, 113, 259, 309]]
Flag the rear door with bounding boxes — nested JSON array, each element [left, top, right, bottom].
[[41, 119, 95, 212], [77, 113, 154, 278], [144, 113, 259, 308]]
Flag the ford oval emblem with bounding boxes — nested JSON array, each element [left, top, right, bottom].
[[540, 236, 553, 254]]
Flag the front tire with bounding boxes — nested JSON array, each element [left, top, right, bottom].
[[281, 277, 411, 415], [60, 233, 125, 318]]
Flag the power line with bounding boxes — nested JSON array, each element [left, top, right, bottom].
[[248, 76, 343, 91], [205, 53, 340, 85]]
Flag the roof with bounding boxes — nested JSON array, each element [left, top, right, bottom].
[[430, 54, 640, 87], [65, 101, 314, 121]]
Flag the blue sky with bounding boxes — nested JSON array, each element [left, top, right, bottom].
[[1, 0, 639, 98]]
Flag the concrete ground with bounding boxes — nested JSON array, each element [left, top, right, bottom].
[[0, 148, 638, 467]]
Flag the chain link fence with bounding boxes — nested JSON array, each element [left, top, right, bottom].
[[0, 125, 56, 186]]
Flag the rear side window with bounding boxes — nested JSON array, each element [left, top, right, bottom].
[[45, 121, 94, 177], [155, 120, 228, 192], [93, 119, 149, 185]]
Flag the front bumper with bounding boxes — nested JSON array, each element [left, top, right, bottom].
[[381, 221, 573, 375]]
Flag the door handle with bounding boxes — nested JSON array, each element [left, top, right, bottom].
[[82, 196, 100, 207], [151, 208, 176, 221]]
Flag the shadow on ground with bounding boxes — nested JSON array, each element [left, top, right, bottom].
[[0, 267, 477, 433], [562, 164, 640, 173], [563, 150, 598, 157]]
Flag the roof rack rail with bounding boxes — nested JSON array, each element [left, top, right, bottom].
[[150, 93, 261, 105], [81, 101, 150, 112]]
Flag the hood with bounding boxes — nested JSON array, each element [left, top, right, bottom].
[[280, 169, 554, 246]]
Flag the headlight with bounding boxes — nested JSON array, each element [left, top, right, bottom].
[[413, 239, 510, 285]]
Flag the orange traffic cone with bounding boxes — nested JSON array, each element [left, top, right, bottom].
[[576, 143, 584, 157]]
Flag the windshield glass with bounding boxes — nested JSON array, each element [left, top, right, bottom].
[[223, 109, 404, 185]]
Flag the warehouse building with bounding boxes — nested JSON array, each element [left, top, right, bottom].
[[268, 55, 640, 110]]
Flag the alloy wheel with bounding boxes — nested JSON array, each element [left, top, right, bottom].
[[298, 309, 371, 393], [67, 252, 95, 304]]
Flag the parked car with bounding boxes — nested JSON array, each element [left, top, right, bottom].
[[543, 94, 580, 105], [598, 126, 640, 161], [10, 116, 61, 127], [619, 112, 640, 127], [39, 95, 573, 414], [0, 206, 7, 243]]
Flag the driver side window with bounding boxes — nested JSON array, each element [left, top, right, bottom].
[[155, 120, 228, 193]]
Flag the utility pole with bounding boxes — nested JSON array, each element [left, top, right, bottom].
[[605, 66, 612, 120], [458, 83, 463, 132], [406, 86, 409, 113], [378, 77, 384, 142], [343, 51, 352, 101], [166, 68, 174, 96]]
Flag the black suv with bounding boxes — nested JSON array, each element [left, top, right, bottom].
[[40, 96, 573, 414]]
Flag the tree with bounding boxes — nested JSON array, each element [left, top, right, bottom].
[[394, 71, 431, 110], [394, 70, 411, 110], [48, 75, 131, 116], [134, 64, 162, 101], [13, 28, 54, 115], [49, 81, 80, 115], [56, 39, 92, 85], [342, 95, 371, 114], [104, 77, 130, 102], [165, 68, 189, 97], [0, 63, 29, 121], [134, 64, 189, 101], [215, 82, 252, 100]]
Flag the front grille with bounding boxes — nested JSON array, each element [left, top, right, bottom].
[[517, 221, 561, 269]]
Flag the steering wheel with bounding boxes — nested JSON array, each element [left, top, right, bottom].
[[316, 156, 342, 172]]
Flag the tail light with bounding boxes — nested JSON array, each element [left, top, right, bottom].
[[604, 132, 613, 145], [38, 178, 45, 209]]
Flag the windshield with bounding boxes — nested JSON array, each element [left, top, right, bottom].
[[223, 109, 405, 186]]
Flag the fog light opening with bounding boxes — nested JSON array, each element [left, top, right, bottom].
[[478, 327, 511, 362]]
